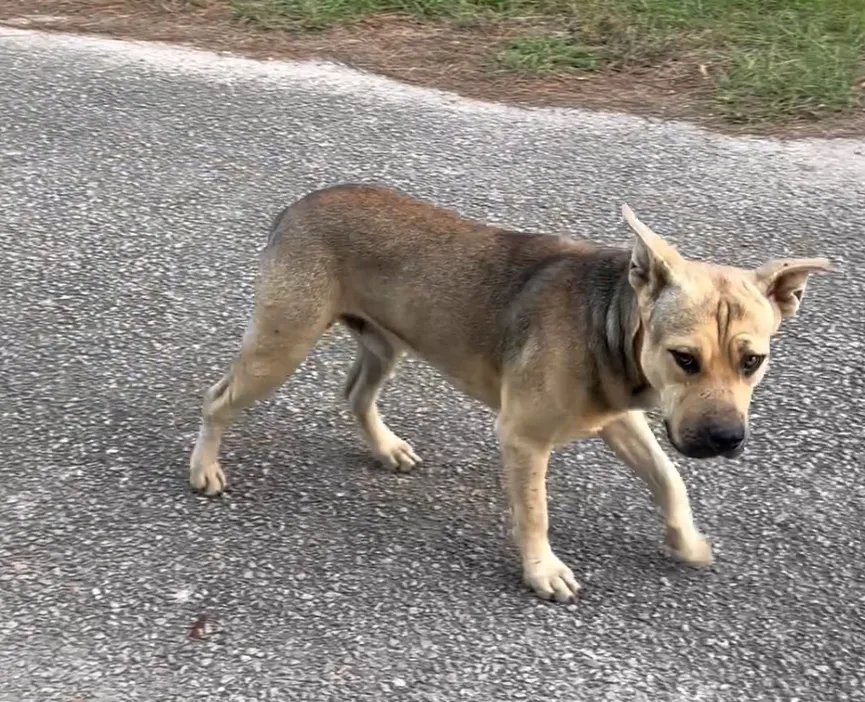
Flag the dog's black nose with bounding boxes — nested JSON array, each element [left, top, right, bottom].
[[706, 423, 746, 454]]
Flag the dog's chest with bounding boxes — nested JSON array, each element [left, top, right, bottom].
[[551, 404, 626, 445], [628, 385, 659, 411], [550, 385, 659, 446]]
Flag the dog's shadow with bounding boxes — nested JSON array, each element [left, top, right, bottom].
[[113, 371, 703, 607]]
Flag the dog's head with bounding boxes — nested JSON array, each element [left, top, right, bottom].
[[622, 204, 830, 460]]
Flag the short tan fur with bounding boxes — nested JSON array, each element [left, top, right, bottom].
[[190, 185, 830, 602]]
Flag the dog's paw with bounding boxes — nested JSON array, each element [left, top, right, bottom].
[[666, 527, 713, 568], [190, 459, 226, 496], [523, 554, 582, 603], [372, 433, 422, 472]]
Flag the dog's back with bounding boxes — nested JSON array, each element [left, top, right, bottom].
[[264, 184, 623, 374]]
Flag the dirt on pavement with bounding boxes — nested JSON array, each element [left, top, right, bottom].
[[2, 0, 864, 139]]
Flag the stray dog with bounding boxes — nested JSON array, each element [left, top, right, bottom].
[[190, 184, 830, 602]]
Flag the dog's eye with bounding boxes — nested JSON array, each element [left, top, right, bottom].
[[741, 354, 766, 376], [669, 350, 700, 375]]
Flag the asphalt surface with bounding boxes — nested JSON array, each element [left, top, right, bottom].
[[1, 28, 865, 702]]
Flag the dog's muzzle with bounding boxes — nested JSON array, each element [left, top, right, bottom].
[[665, 419, 748, 460]]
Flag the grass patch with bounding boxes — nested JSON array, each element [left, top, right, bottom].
[[231, 0, 527, 27], [232, 0, 865, 124], [495, 36, 600, 72]]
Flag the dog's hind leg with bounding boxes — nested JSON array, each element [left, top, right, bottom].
[[600, 411, 713, 567], [342, 318, 421, 471], [190, 290, 331, 496]]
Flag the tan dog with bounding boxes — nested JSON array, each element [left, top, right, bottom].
[[189, 185, 830, 602]]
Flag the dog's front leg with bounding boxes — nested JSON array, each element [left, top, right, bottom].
[[600, 411, 712, 567], [496, 419, 581, 602]]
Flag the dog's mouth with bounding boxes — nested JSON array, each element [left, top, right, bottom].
[[664, 419, 694, 457], [721, 444, 746, 460], [664, 420, 745, 461]]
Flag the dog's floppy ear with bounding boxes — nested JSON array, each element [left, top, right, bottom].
[[752, 257, 832, 321], [622, 204, 682, 298]]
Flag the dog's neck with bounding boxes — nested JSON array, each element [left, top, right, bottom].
[[600, 259, 655, 409], [627, 318, 654, 406]]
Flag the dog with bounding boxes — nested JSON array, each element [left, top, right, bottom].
[[189, 184, 830, 602]]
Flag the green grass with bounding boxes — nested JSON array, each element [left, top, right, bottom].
[[496, 36, 599, 72], [231, 0, 865, 124]]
